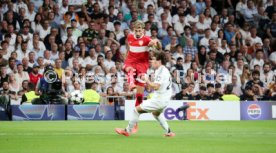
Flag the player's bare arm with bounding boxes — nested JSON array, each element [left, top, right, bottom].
[[148, 39, 161, 50]]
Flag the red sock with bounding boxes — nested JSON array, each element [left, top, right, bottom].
[[135, 93, 143, 106]]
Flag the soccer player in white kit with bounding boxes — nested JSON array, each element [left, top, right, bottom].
[[115, 51, 175, 137]]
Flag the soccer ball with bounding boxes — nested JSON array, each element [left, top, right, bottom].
[[70, 90, 84, 104]]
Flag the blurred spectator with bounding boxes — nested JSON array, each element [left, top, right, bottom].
[[8, 73, 20, 93], [194, 85, 208, 100], [119, 82, 135, 100], [82, 82, 100, 104], [213, 83, 223, 100], [7, 57, 17, 74], [241, 0, 257, 25], [196, 14, 209, 37], [174, 13, 189, 37], [0, 52, 8, 67], [21, 82, 39, 104], [173, 45, 184, 62], [220, 84, 240, 101], [196, 45, 207, 67], [14, 63, 29, 86], [0, 81, 17, 106], [260, 63, 274, 88], [0, 66, 8, 87], [165, 50, 176, 68], [179, 26, 192, 48], [249, 50, 264, 70], [252, 82, 265, 100], [165, 35, 178, 52], [240, 85, 258, 101], [184, 38, 198, 60], [249, 26, 263, 45], [106, 86, 119, 105], [19, 80, 29, 95], [29, 63, 42, 86], [245, 70, 264, 89], [173, 57, 184, 77], [175, 84, 193, 100], [266, 12, 276, 39], [232, 75, 243, 96], [82, 20, 98, 42], [186, 5, 199, 26]]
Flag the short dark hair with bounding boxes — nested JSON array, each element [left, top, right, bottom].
[[65, 12, 72, 16], [200, 86, 206, 91], [177, 57, 183, 61], [114, 21, 121, 26], [28, 82, 35, 91], [215, 83, 221, 88], [252, 70, 260, 76], [263, 62, 271, 68], [225, 84, 233, 94], [181, 84, 188, 89], [1, 40, 8, 45], [85, 83, 93, 89], [152, 51, 166, 65], [184, 25, 191, 31], [207, 83, 214, 88], [256, 49, 264, 54]]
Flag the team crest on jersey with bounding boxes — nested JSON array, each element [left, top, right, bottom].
[[138, 40, 143, 46]]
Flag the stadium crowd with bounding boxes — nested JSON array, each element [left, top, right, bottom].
[[0, 0, 276, 105]]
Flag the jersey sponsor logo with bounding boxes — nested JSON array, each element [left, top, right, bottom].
[[247, 104, 262, 119]]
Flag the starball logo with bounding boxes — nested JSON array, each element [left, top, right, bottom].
[[247, 104, 262, 119], [164, 102, 209, 120]]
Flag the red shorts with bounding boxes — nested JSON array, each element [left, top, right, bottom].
[[123, 61, 149, 86]]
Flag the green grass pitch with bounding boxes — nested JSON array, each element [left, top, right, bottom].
[[0, 121, 276, 153]]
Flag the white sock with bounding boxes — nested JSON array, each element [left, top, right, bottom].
[[126, 108, 140, 132], [154, 114, 170, 133]]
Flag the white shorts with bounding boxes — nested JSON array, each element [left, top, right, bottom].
[[140, 97, 169, 113]]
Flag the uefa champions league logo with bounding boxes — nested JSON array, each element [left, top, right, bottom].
[[247, 104, 262, 119]]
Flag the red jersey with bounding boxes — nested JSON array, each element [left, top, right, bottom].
[[125, 34, 151, 64], [29, 73, 43, 86]]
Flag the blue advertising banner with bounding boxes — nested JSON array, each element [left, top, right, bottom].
[[240, 102, 272, 120], [67, 105, 115, 120], [0, 106, 9, 120], [12, 105, 65, 120]]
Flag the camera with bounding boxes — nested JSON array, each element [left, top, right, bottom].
[[41, 65, 63, 104]]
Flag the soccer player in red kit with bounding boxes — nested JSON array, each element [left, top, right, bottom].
[[124, 20, 161, 133]]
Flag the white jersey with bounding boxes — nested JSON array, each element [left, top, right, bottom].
[[152, 65, 172, 100]]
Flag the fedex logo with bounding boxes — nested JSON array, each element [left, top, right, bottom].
[[164, 102, 209, 120]]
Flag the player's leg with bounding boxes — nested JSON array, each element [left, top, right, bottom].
[[152, 111, 175, 137], [131, 76, 146, 133], [135, 84, 144, 106], [134, 62, 149, 106], [115, 106, 146, 136], [125, 106, 146, 132], [135, 70, 148, 106], [124, 66, 136, 90], [177, 104, 190, 120]]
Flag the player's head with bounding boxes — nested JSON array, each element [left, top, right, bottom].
[[150, 51, 166, 69], [134, 20, 145, 38]]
